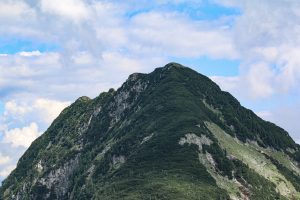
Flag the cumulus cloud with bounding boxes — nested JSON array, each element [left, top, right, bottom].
[[0, 1, 240, 101], [4, 101, 31, 116], [0, 0, 34, 20], [0, 165, 15, 178], [0, 52, 62, 94], [2, 98, 70, 126], [40, 0, 90, 22], [0, 97, 69, 173], [34, 98, 70, 124], [0, 154, 10, 166], [215, 0, 300, 99], [244, 63, 274, 99], [3, 122, 40, 148]]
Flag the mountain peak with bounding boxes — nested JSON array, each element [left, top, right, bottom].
[[76, 96, 91, 102], [163, 62, 185, 69], [127, 72, 144, 82], [1, 63, 300, 200]]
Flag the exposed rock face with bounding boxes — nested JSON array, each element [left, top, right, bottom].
[[39, 157, 79, 198], [112, 155, 126, 169], [1, 63, 300, 200], [10, 157, 79, 200], [179, 133, 212, 151], [108, 75, 148, 128], [141, 133, 154, 144]]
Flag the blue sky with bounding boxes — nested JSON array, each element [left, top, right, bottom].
[[126, 0, 240, 20], [172, 56, 240, 76], [1, 0, 300, 182], [0, 38, 59, 54]]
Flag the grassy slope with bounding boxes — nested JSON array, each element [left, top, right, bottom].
[[205, 121, 300, 199]]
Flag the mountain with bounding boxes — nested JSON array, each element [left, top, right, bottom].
[[1, 63, 300, 200]]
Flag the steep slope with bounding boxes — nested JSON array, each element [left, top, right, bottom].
[[1, 63, 300, 200]]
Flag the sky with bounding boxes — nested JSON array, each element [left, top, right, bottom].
[[1, 0, 300, 182]]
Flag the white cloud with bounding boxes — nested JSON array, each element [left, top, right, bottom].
[[210, 76, 239, 92], [215, 0, 300, 99], [19, 51, 42, 57], [0, 0, 34, 20], [0, 154, 10, 166], [34, 98, 70, 124], [128, 12, 238, 59], [0, 2, 239, 100], [72, 52, 94, 65], [0, 97, 70, 180], [40, 0, 90, 22], [0, 165, 15, 178], [101, 52, 144, 73], [275, 47, 300, 93], [4, 101, 31, 116], [244, 63, 274, 99], [252, 47, 279, 62], [3, 122, 40, 148], [0, 52, 61, 78], [3, 98, 70, 125]]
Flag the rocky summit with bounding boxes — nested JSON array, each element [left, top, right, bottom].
[[1, 63, 300, 200]]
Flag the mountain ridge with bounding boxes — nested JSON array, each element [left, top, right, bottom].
[[1, 62, 300, 199]]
